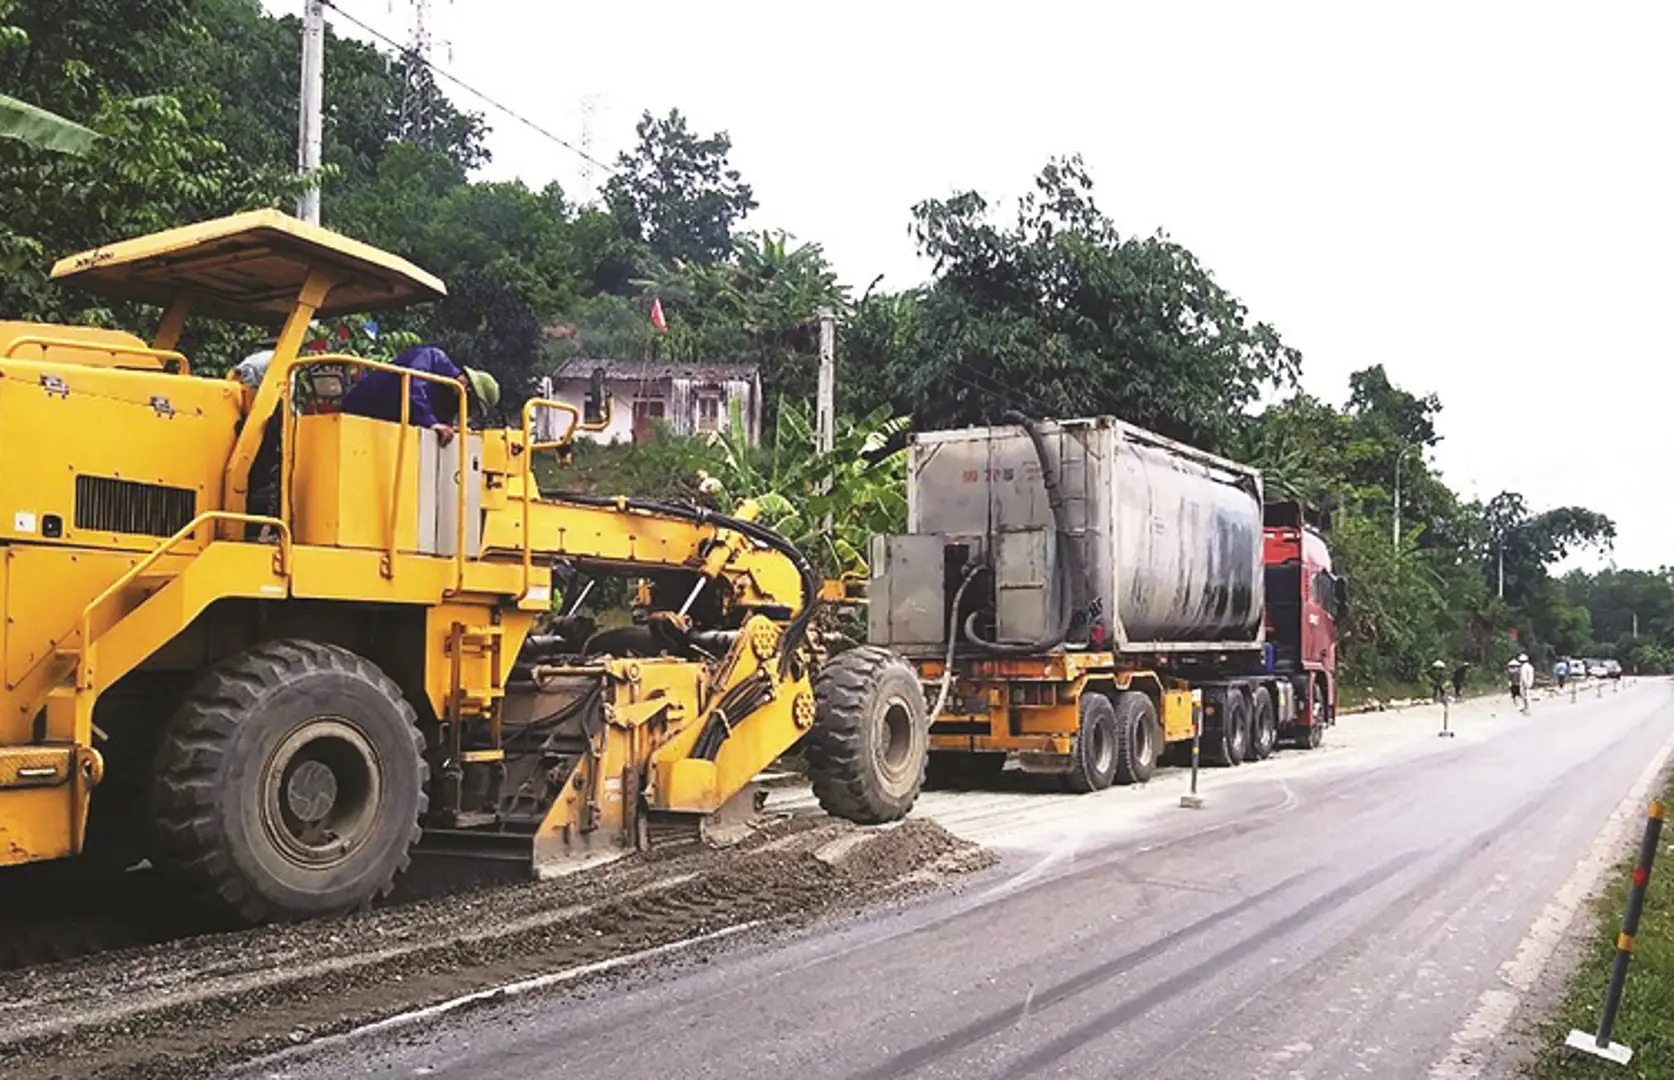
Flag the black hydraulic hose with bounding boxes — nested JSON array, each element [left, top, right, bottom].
[[928, 563, 984, 724], [961, 410, 1081, 655], [548, 492, 819, 678]]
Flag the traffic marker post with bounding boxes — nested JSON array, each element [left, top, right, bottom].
[[1598, 681, 1605, 699], [1572, 682, 1578, 703], [1566, 798, 1666, 1066], [1438, 695, 1455, 738], [1180, 689, 1205, 809]]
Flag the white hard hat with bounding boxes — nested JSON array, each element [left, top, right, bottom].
[[1518, 653, 1528, 662]]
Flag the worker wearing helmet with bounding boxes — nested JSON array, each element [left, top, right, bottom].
[[1429, 659, 1449, 705], [341, 344, 500, 447]]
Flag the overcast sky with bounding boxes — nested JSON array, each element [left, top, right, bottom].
[[275, 1, 1672, 571]]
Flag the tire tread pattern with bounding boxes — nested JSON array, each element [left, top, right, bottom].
[[150, 639, 427, 925], [805, 646, 927, 825]]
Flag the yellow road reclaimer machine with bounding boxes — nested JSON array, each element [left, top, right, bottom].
[[0, 210, 929, 928]]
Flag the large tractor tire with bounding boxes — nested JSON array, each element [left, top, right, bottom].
[[1066, 692, 1120, 793], [150, 639, 428, 925], [1248, 686, 1277, 761], [1112, 691, 1160, 785], [806, 646, 929, 824]]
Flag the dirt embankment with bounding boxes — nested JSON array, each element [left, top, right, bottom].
[[0, 816, 993, 1080]]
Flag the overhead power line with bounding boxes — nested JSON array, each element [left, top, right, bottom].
[[318, 0, 617, 177]]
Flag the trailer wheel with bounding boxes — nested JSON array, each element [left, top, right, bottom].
[[1066, 692, 1120, 792], [807, 646, 929, 823], [1225, 691, 1250, 765], [1112, 691, 1159, 785], [1249, 687, 1277, 761], [1203, 688, 1250, 767], [150, 640, 427, 926]]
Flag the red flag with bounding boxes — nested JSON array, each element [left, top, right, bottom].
[[650, 296, 668, 333]]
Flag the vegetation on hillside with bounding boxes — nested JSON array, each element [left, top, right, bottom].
[[0, 0, 1661, 682]]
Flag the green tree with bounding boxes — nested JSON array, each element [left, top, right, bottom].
[[844, 157, 1300, 448], [633, 230, 849, 414], [0, 0, 300, 347], [603, 109, 756, 267]]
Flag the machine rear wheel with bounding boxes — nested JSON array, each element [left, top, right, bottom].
[[806, 646, 929, 824], [150, 639, 427, 925]]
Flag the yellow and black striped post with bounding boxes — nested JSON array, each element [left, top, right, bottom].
[[1181, 689, 1205, 809], [1566, 798, 1666, 1065]]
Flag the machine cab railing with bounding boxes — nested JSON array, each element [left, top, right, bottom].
[[277, 352, 475, 587]]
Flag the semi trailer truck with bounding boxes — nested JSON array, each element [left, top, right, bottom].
[[857, 412, 1345, 794]]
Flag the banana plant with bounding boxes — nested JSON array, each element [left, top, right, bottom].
[[697, 398, 908, 577], [0, 94, 97, 156]]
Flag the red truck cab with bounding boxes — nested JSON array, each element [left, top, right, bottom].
[[1262, 501, 1345, 740]]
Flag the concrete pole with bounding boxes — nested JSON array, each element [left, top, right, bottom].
[[297, 0, 326, 225], [1393, 452, 1403, 552], [816, 307, 836, 457], [816, 307, 836, 536], [1393, 442, 1419, 553]]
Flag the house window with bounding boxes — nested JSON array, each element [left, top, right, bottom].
[[696, 393, 722, 434], [632, 398, 666, 442]]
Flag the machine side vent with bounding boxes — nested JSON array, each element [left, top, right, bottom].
[[74, 475, 197, 538]]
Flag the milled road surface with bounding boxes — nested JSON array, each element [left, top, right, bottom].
[[236, 680, 1674, 1080]]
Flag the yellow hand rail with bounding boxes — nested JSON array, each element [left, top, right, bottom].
[[2, 335, 190, 374], [518, 397, 583, 600], [281, 353, 470, 591], [77, 511, 291, 689]]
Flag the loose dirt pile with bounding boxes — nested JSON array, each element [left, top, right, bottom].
[[0, 815, 993, 1080]]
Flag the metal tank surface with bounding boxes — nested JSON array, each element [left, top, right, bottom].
[[886, 415, 1266, 653]]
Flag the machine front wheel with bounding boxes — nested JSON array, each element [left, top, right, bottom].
[[806, 646, 929, 824]]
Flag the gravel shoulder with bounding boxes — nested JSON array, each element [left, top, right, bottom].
[[0, 815, 993, 1080]]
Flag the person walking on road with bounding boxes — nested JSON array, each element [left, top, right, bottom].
[[1506, 653, 1535, 714], [1452, 661, 1470, 701], [1554, 657, 1570, 691], [1429, 660, 1449, 705]]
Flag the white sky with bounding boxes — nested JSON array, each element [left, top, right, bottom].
[[273, 0, 1673, 571]]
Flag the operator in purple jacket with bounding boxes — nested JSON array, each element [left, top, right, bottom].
[[341, 344, 501, 446]]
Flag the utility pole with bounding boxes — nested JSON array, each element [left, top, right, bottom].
[[1497, 541, 1505, 599], [816, 307, 835, 456], [1392, 442, 1419, 552], [816, 307, 836, 536], [297, 0, 325, 225]]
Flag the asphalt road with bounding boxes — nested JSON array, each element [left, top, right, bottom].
[[238, 680, 1674, 1080]]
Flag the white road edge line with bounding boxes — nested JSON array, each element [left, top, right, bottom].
[[1428, 718, 1674, 1080], [244, 920, 763, 1072]]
